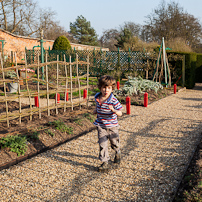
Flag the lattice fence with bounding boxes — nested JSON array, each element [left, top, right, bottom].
[[26, 49, 151, 78], [0, 52, 90, 127]]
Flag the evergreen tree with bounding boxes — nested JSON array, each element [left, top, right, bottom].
[[70, 15, 98, 46], [115, 28, 133, 49]]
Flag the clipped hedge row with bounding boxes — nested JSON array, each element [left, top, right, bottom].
[[196, 54, 202, 83], [168, 51, 202, 89]]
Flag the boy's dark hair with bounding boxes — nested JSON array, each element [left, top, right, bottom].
[[98, 75, 116, 90]]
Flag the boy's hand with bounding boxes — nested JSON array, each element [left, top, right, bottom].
[[109, 105, 115, 112], [109, 105, 122, 116]]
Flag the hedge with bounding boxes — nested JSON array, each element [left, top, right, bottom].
[[168, 51, 202, 89], [196, 54, 202, 83]]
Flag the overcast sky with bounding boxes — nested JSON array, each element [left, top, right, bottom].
[[37, 0, 202, 37]]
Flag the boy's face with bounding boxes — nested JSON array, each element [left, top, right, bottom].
[[100, 85, 113, 98]]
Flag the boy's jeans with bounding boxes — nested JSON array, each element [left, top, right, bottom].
[[97, 125, 120, 162]]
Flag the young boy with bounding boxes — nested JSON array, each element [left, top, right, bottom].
[[93, 75, 123, 172]]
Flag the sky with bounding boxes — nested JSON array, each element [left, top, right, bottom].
[[37, 0, 202, 38]]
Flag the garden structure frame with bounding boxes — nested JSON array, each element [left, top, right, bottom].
[[0, 52, 90, 127]]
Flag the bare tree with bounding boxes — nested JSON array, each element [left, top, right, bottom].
[[142, 1, 202, 51], [0, 0, 70, 40], [0, 0, 37, 34], [99, 22, 142, 51], [99, 29, 119, 50]]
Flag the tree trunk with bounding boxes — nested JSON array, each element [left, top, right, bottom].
[[1, 1, 7, 30]]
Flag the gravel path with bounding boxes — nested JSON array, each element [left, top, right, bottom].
[[1, 85, 202, 202]]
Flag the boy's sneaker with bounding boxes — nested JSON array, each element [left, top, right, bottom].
[[114, 152, 121, 164], [98, 162, 109, 172]]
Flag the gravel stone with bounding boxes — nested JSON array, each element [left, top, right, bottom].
[[0, 85, 202, 201]]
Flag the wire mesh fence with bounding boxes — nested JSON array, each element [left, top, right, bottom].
[[26, 49, 152, 78]]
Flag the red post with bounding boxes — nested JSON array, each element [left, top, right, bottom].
[[64, 90, 68, 101], [117, 81, 120, 90], [144, 92, 148, 107], [174, 84, 177, 94], [34, 93, 39, 107], [83, 89, 87, 99], [126, 96, 131, 115], [55, 93, 60, 103]]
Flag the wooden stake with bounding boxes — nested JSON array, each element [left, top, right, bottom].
[[64, 54, 68, 112], [87, 54, 89, 108], [37, 53, 41, 119], [55, 55, 59, 115], [15, 52, 22, 124], [70, 55, 73, 110], [165, 54, 171, 87], [159, 54, 164, 84], [25, 53, 32, 121], [76, 54, 81, 109], [0, 53, 9, 127], [46, 54, 50, 116]]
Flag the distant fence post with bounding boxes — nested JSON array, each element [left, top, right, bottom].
[[128, 48, 131, 71], [182, 55, 185, 88]]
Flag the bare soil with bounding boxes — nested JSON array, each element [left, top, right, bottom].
[[0, 104, 97, 168]]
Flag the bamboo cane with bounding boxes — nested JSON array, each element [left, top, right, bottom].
[[64, 54, 68, 112], [87, 54, 89, 108], [165, 53, 171, 87], [15, 52, 22, 124], [76, 54, 81, 109], [159, 54, 164, 84], [25, 53, 32, 121], [37, 53, 41, 119], [46, 54, 50, 116], [0, 52, 9, 127], [70, 55, 73, 110], [0, 60, 90, 73], [55, 55, 59, 115]]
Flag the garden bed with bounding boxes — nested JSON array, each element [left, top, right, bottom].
[[117, 87, 174, 106], [0, 85, 178, 171]]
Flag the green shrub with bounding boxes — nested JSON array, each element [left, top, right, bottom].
[[52, 36, 71, 50], [0, 135, 27, 156]]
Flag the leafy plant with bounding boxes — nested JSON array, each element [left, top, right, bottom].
[[74, 118, 83, 126], [29, 131, 40, 140], [45, 129, 55, 137], [83, 113, 95, 123], [5, 71, 17, 78], [48, 120, 73, 134], [116, 76, 163, 96], [0, 135, 27, 156]]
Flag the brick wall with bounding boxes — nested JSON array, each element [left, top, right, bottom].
[[0, 29, 108, 63]]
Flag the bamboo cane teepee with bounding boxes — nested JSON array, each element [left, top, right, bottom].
[[153, 37, 171, 87]]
